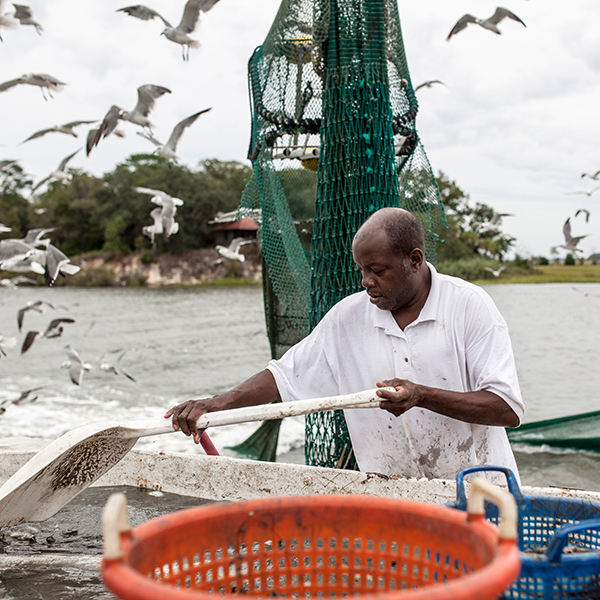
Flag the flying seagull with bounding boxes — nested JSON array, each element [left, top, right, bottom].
[[484, 265, 507, 278], [20, 120, 97, 144], [0, 228, 53, 274], [12, 4, 42, 34], [0, 239, 37, 271], [0, 222, 11, 233], [575, 208, 590, 223], [0, 386, 43, 414], [17, 299, 66, 331], [43, 244, 80, 286], [137, 108, 211, 162], [21, 317, 76, 354], [1, 275, 38, 288], [564, 186, 600, 197], [117, 0, 222, 61], [0, 73, 66, 100], [86, 84, 171, 155], [98, 351, 136, 382], [133, 186, 184, 240], [558, 217, 590, 254], [32, 149, 80, 193], [447, 7, 526, 41], [581, 171, 600, 181], [216, 237, 254, 263], [414, 80, 446, 92], [62, 345, 91, 386]]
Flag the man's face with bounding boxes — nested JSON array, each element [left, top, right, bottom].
[[352, 229, 419, 313]]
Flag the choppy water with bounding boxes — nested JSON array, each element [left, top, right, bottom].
[[1, 282, 600, 491]]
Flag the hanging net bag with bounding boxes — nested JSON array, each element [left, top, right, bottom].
[[238, 0, 446, 468]]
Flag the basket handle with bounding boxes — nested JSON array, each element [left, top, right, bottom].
[[102, 492, 131, 560], [467, 478, 518, 540], [545, 519, 600, 563], [455, 466, 524, 510]]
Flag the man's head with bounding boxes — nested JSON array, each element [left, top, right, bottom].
[[352, 208, 429, 314]]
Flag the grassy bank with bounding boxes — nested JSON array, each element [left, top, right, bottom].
[[473, 264, 600, 285]]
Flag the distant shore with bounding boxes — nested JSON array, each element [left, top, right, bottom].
[[473, 264, 600, 285], [17, 254, 600, 288]]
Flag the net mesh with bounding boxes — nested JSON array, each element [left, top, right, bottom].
[[239, 0, 446, 468]]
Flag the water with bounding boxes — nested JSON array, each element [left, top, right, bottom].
[[1, 282, 600, 491]]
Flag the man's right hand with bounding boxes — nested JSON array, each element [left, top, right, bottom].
[[164, 396, 226, 445]]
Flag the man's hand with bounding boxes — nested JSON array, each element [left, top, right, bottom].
[[375, 378, 423, 416], [164, 397, 224, 445]]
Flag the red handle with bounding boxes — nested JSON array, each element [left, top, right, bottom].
[[200, 431, 219, 456]]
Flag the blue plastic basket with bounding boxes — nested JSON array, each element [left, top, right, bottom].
[[449, 466, 600, 600]]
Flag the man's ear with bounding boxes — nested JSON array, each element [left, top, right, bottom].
[[408, 248, 425, 271]]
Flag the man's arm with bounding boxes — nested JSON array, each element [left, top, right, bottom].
[[375, 379, 520, 428], [164, 369, 280, 444]]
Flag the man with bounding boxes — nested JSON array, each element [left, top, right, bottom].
[[167, 207, 524, 480]]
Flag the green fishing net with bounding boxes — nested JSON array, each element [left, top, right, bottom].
[[236, 0, 446, 468]]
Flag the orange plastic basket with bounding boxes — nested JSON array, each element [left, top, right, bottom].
[[101, 479, 520, 600]]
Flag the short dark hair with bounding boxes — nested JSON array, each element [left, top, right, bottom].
[[380, 209, 426, 255]]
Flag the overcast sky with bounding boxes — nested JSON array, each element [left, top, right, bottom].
[[1, 0, 599, 259]]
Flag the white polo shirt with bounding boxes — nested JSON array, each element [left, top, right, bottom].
[[267, 263, 524, 480]]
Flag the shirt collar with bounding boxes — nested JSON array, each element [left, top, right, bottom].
[[412, 262, 440, 325]]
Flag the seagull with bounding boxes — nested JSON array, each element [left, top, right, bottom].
[[133, 186, 183, 240], [21, 317, 76, 354], [564, 186, 600, 197], [0, 73, 66, 100], [20, 120, 97, 144], [43, 243, 80, 286], [137, 108, 211, 162], [86, 84, 171, 155], [12, 4, 42, 34], [32, 149, 80, 193], [414, 80, 446, 92], [216, 237, 254, 263], [575, 208, 590, 223], [0, 228, 52, 275], [17, 227, 55, 247], [0, 386, 44, 414], [17, 299, 67, 331], [0, 275, 38, 288], [0, 334, 17, 357], [447, 7, 526, 41], [558, 217, 590, 254], [117, 0, 222, 61], [98, 351, 136, 382], [142, 207, 163, 243], [62, 345, 91, 386], [484, 265, 507, 278], [581, 171, 600, 181], [0, 239, 37, 271], [0, 222, 11, 233]]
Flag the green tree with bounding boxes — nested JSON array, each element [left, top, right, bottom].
[[434, 171, 514, 262]]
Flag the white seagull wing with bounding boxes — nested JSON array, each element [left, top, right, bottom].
[[177, 0, 202, 34], [132, 84, 171, 118], [117, 5, 172, 28], [164, 108, 211, 153], [488, 7, 526, 27]]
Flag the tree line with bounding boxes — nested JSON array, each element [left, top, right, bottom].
[[1, 153, 515, 269]]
